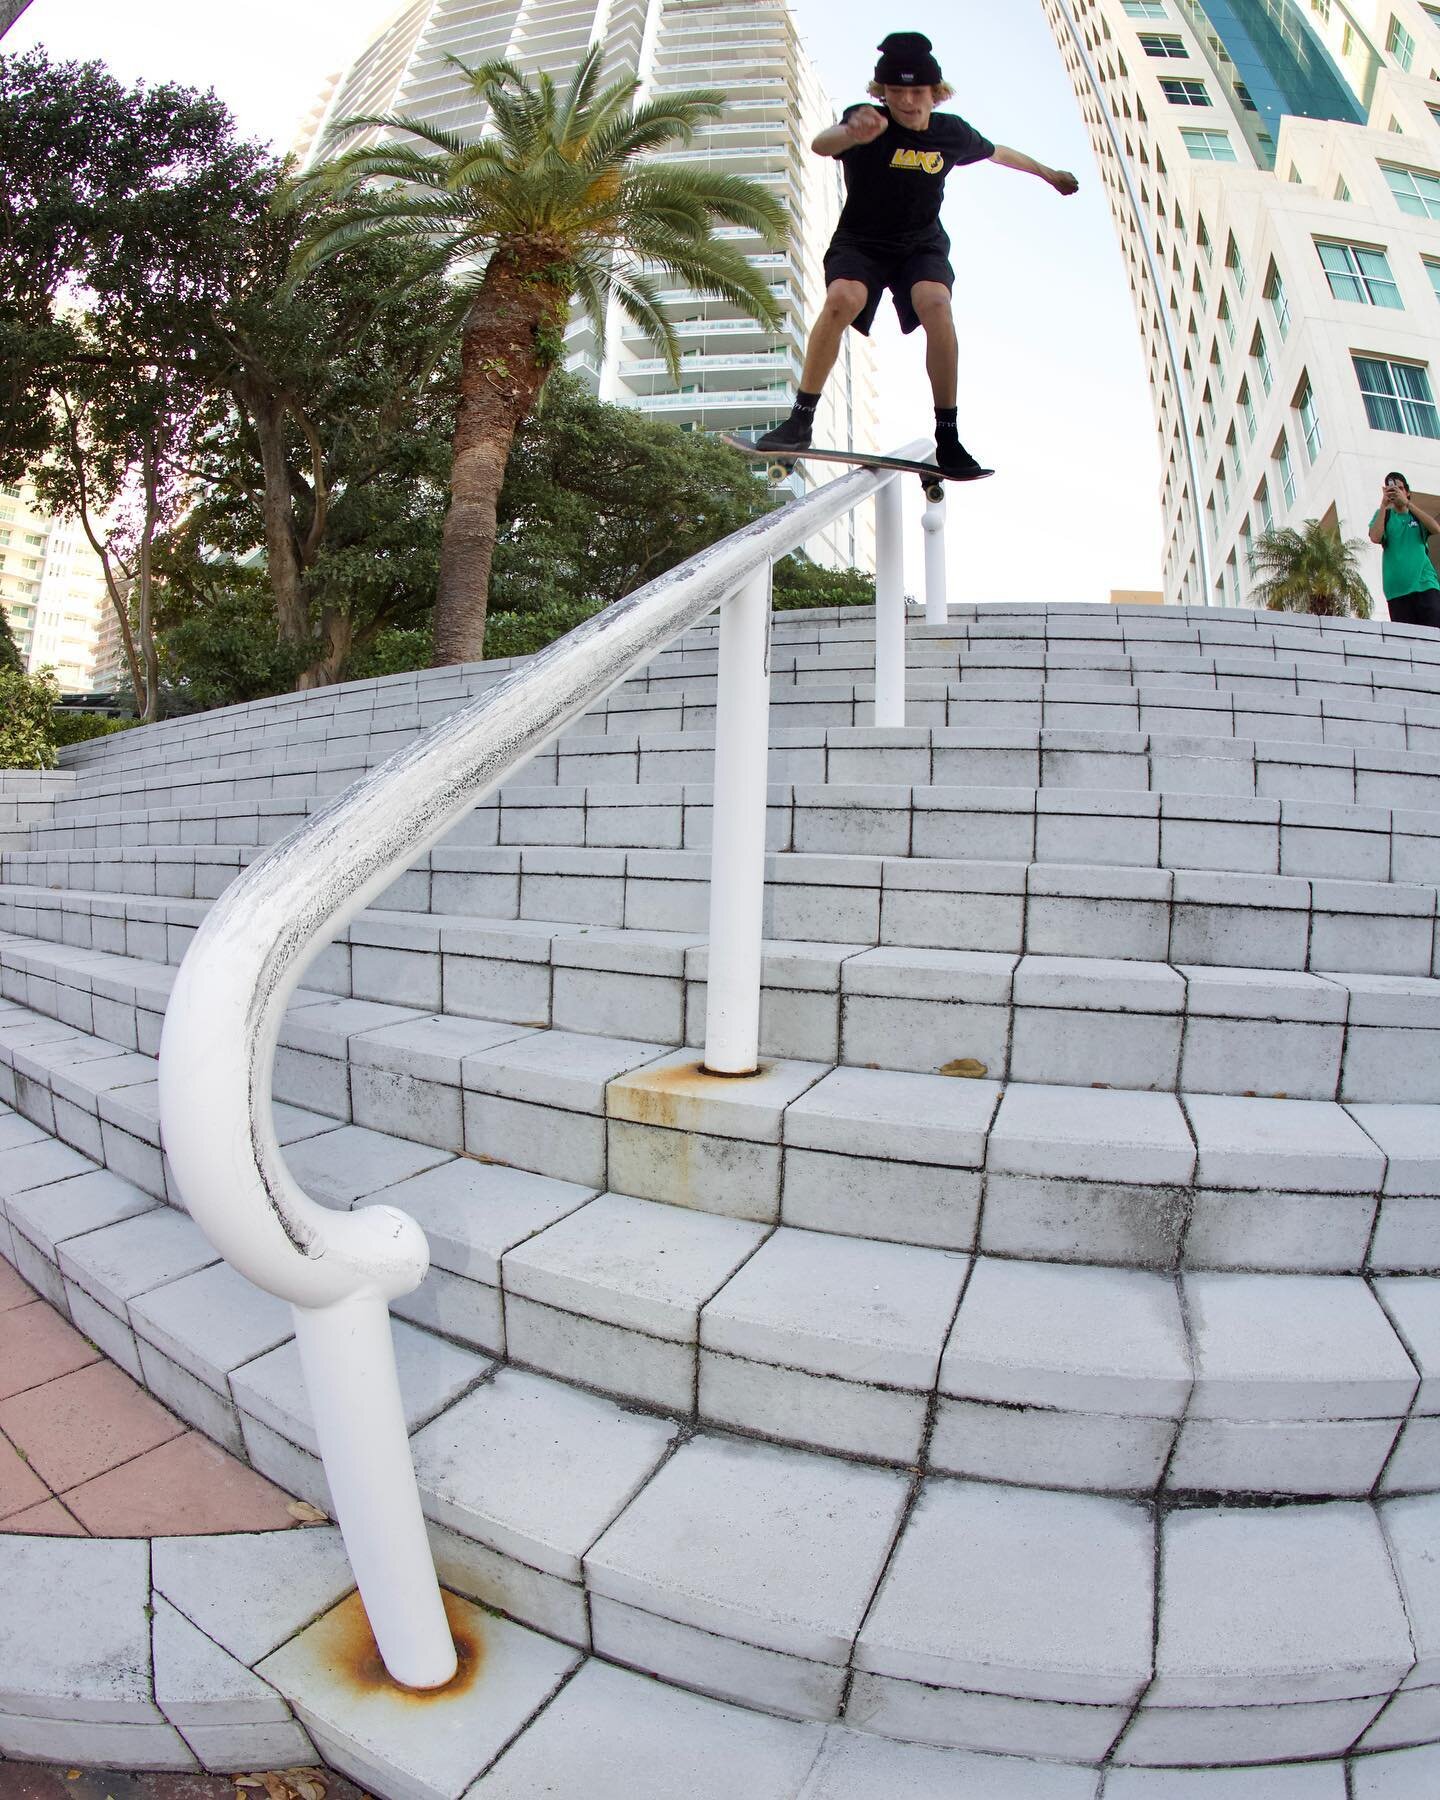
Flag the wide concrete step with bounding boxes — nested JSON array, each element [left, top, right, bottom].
[[54, 677, 1440, 795], [11, 906, 1440, 1106], [10, 1055, 1431, 1497], [4, 980, 1437, 1284], [29, 727, 1440, 840], [7, 846, 1440, 980], [12, 778, 1440, 899], [1, 1098, 1436, 1772]]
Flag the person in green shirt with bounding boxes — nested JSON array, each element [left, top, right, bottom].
[[1369, 471, 1440, 627]]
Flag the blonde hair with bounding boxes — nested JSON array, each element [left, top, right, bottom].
[[867, 80, 955, 102]]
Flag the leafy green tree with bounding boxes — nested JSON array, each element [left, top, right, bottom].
[[2, 48, 274, 717], [1250, 520, 1374, 619], [0, 665, 57, 768], [200, 210, 465, 687], [0, 49, 269, 480], [292, 48, 786, 666], [489, 373, 773, 613], [0, 601, 21, 674]]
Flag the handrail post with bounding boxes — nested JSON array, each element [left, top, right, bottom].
[[292, 1290, 456, 1688], [703, 563, 772, 1076], [923, 492, 947, 624], [874, 476, 905, 727]]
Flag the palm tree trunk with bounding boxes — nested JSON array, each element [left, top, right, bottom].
[[432, 256, 566, 667]]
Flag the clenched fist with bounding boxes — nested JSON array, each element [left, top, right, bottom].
[[847, 106, 889, 144]]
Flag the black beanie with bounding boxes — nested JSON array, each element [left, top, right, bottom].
[[874, 31, 943, 87]]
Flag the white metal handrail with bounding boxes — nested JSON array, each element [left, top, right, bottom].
[[157, 438, 936, 1690]]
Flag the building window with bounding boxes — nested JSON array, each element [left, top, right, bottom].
[[1297, 377, 1323, 461], [1121, 0, 1167, 15], [1239, 376, 1257, 440], [1276, 432, 1297, 508], [1198, 216, 1212, 262], [1161, 76, 1211, 104], [1266, 262, 1291, 336], [1256, 478, 1273, 533], [1316, 240, 1403, 307], [1424, 256, 1440, 302], [1389, 15, 1416, 70], [1181, 127, 1237, 161], [1336, 175, 1352, 201], [1219, 292, 1235, 344], [1225, 232, 1245, 293], [1343, 22, 1355, 55], [1383, 163, 1440, 219], [1234, 81, 1258, 111], [1140, 31, 1187, 55], [1353, 355, 1440, 436], [1312, 0, 1331, 20], [1253, 327, 1274, 395]]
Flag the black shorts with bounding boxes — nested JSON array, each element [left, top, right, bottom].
[[823, 238, 955, 336], [1387, 589, 1440, 628]]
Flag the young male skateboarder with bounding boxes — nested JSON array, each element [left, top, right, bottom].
[[756, 31, 1079, 478], [1369, 471, 1440, 627]]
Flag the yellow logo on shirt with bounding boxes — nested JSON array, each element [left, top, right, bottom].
[[889, 147, 944, 174]]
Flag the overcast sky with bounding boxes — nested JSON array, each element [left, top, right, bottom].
[[8, 0, 1164, 603]]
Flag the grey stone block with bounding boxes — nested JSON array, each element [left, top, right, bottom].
[[856, 1478, 1154, 1704]]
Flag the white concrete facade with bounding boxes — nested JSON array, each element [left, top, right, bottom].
[[301, 0, 879, 572], [1044, 0, 1440, 612], [0, 483, 110, 693]]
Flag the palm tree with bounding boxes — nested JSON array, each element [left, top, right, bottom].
[[290, 50, 786, 665], [1248, 519, 1374, 619]]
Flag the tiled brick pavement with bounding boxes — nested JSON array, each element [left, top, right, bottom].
[[0, 1258, 298, 1537]]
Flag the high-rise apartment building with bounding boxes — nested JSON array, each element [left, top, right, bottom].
[[1044, 0, 1440, 610], [0, 484, 110, 691], [300, 0, 878, 570]]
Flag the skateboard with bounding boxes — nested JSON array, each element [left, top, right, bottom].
[[722, 434, 993, 503]]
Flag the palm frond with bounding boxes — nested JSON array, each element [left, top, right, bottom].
[[566, 254, 612, 344], [327, 113, 483, 161], [598, 264, 681, 376], [580, 91, 728, 165], [572, 71, 646, 148], [444, 138, 516, 189], [443, 54, 526, 98], [557, 46, 617, 149], [621, 166, 787, 240]]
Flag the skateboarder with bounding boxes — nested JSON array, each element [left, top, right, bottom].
[[1369, 471, 1440, 627], [755, 31, 1079, 478]]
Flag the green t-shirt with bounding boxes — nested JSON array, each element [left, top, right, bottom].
[[1371, 506, 1440, 599]]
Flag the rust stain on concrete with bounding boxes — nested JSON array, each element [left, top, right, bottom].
[[615, 1058, 773, 1129], [322, 1591, 484, 1702]]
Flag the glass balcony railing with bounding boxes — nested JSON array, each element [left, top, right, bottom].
[[632, 386, 792, 411]]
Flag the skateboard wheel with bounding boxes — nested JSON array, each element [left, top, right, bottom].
[[767, 461, 790, 482], [922, 480, 944, 503]]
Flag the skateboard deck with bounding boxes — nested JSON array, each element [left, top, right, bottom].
[[723, 434, 993, 500]]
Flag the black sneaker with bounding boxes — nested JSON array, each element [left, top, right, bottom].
[[755, 414, 813, 453], [934, 437, 990, 480]]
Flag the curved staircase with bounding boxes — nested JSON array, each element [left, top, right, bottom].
[[2, 600, 1438, 1796]]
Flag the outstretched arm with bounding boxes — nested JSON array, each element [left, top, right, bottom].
[[990, 143, 1079, 195], [813, 106, 888, 157]]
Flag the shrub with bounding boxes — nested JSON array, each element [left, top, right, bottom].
[[50, 710, 135, 748], [0, 667, 60, 769]]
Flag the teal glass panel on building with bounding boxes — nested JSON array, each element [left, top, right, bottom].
[[1175, 0, 1366, 168]]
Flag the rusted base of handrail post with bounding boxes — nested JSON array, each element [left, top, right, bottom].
[[292, 1291, 457, 1690]]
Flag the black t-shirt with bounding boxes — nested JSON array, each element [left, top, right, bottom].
[[831, 104, 995, 254]]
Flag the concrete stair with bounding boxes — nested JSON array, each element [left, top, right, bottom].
[[3, 603, 1439, 1791]]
